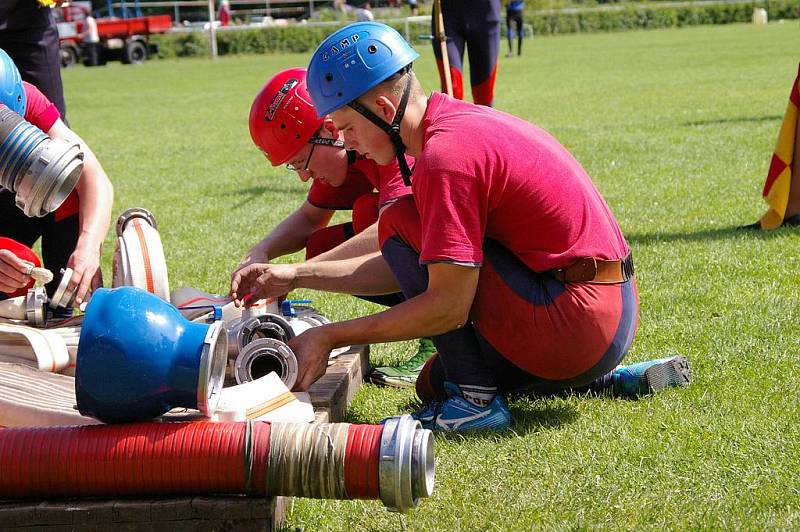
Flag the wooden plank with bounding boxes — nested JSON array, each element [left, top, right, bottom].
[[307, 345, 370, 423], [0, 497, 285, 531]]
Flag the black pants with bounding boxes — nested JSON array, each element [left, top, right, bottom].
[[506, 10, 524, 56], [0, 190, 78, 297], [0, 15, 67, 121]]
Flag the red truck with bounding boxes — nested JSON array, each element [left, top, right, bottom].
[[55, 2, 172, 67]]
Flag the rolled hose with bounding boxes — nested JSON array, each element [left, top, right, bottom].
[[0, 105, 83, 217], [0, 416, 435, 512]]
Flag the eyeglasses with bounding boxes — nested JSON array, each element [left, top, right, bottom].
[[286, 136, 345, 172]]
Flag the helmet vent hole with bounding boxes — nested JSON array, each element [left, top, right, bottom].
[[325, 73, 334, 82], [280, 124, 286, 129], [367, 45, 377, 54]]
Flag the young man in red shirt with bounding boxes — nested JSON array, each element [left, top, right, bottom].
[[0, 48, 113, 307], [234, 24, 691, 432], [234, 67, 436, 385]]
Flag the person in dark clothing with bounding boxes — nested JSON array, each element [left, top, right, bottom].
[[432, 0, 501, 107], [0, 0, 67, 120], [506, 0, 524, 57]]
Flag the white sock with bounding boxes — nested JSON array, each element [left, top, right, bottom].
[[459, 384, 497, 408]]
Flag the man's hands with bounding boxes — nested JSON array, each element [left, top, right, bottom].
[[289, 327, 335, 391], [0, 250, 33, 294], [230, 262, 298, 306], [66, 244, 103, 306]]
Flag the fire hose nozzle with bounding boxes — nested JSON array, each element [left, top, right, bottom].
[[0, 106, 83, 218]]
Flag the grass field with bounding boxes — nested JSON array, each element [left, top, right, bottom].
[[61, 22, 800, 530]]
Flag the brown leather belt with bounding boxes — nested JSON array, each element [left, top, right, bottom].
[[550, 252, 634, 284]]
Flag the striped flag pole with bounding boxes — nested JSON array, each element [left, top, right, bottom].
[[757, 63, 800, 230]]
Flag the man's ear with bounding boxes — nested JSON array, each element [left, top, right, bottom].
[[322, 117, 339, 136], [375, 95, 398, 122]]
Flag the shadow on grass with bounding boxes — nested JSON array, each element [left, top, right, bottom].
[[220, 184, 305, 209], [682, 114, 781, 127], [626, 223, 794, 245], [343, 395, 580, 439]]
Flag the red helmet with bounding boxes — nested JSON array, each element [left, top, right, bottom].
[[249, 67, 323, 166]]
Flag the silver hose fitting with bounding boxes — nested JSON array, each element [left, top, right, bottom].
[[379, 415, 436, 512], [0, 106, 83, 217], [234, 337, 298, 388], [196, 320, 228, 416], [227, 314, 295, 358], [49, 268, 75, 309], [24, 287, 47, 326], [116, 207, 158, 235]]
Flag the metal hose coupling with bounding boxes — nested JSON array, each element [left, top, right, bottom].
[[0, 105, 83, 217], [267, 415, 435, 512]]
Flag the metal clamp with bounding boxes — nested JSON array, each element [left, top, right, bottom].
[[379, 415, 435, 512]]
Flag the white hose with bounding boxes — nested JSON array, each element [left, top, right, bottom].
[[0, 323, 69, 373], [112, 208, 170, 301]]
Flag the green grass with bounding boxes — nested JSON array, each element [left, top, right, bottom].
[[62, 22, 800, 530]]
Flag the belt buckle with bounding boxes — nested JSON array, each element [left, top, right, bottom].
[[564, 257, 597, 283]]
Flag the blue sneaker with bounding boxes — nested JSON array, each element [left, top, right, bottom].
[[410, 381, 511, 432], [612, 355, 692, 397]]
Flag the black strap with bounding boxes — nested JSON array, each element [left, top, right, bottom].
[[348, 72, 415, 186]]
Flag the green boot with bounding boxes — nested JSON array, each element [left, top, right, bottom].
[[369, 338, 437, 388]]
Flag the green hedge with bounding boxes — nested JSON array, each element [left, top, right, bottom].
[[151, 0, 800, 58], [528, 0, 799, 34]]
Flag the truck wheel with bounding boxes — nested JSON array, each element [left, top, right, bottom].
[[122, 41, 148, 65], [60, 46, 78, 68]]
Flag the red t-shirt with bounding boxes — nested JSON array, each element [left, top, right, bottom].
[[22, 82, 79, 220], [23, 81, 59, 132], [414, 93, 628, 271], [307, 154, 412, 210]]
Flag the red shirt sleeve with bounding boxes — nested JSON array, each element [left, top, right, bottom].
[[416, 158, 487, 266], [307, 168, 375, 210], [22, 82, 60, 132]]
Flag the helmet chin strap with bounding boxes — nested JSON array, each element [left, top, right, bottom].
[[348, 71, 414, 186]]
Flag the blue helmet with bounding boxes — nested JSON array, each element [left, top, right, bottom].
[[307, 22, 419, 118], [0, 48, 25, 116]]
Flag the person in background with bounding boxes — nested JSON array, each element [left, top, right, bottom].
[[0, 0, 67, 119], [505, 0, 524, 57], [218, 0, 232, 26], [356, 2, 374, 22], [78, 13, 100, 67], [233, 67, 436, 388], [0, 48, 113, 308], [433, 0, 501, 106]]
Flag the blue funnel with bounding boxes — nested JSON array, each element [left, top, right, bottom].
[[76, 287, 227, 423]]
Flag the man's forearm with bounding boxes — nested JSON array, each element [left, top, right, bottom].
[[294, 252, 400, 295]]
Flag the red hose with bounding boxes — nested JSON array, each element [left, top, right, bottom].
[[344, 424, 382, 499], [249, 421, 271, 495], [0, 422, 253, 497]]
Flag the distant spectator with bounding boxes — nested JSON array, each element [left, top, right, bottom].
[[356, 2, 374, 22], [505, 0, 524, 57], [408, 0, 418, 16], [78, 14, 100, 67], [218, 0, 231, 26]]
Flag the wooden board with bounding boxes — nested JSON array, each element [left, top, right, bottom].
[[307, 345, 370, 423], [0, 496, 288, 532]]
